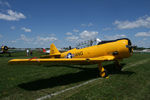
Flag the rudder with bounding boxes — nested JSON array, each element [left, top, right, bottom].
[[50, 43, 61, 55]]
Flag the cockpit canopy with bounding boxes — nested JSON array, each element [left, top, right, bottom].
[[97, 38, 132, 45]]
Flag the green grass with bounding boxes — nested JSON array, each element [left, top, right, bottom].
[[0, 52, 150, 100]]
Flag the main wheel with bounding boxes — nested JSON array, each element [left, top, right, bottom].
[[100, 70, 108, 78]]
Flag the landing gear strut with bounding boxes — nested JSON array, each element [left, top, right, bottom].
[[114, 60, 122, 71], [98, 63, 108, 78]]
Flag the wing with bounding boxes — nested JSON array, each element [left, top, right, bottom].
[[8, 56, 115, 65]]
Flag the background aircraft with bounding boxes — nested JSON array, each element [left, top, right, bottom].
[[0, 45, 12, 56], [42, 48, 50, 54], [9, 38, 133, 78]]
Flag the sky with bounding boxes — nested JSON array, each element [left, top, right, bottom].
[[0, 0, 150, 48]]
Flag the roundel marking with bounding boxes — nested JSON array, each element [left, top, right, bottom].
[[67, 53, 72, 58]]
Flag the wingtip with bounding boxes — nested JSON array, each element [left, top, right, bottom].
[[8, 59, 15, 64]]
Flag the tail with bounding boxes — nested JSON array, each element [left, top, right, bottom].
[[50, 43, 61, 56]]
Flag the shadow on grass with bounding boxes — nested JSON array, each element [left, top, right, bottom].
[[104, 63, 135, 76], [18, 63, 135, 91]]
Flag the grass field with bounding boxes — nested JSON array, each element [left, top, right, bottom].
[[0, 51, 150, 100]]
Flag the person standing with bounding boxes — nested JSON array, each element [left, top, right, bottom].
[[26, 49, 29, 56], [30, 50, 33, 56]]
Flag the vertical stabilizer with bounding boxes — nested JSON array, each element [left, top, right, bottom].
[[50, 43, 61, 55]]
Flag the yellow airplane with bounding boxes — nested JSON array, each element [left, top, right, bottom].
[[0, 45, 11, 56], [8, 38, 133, 77]]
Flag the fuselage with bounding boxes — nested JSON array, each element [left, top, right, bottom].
[[60, 38, 133, 60]]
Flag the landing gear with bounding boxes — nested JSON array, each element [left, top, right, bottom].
[[114, 60, 122, 71], [98, 63, 108, 78], [98, 61, 122, 78]]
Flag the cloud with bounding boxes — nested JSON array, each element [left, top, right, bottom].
[[34, 36, 58, 45], [0, 1, 10, 7], [21, 27, 31, 32], [9, 40, 17, 44], [102, 27, 112, 31], [81, 24, 86, 27], [49, 33, 56, 37], [88, 23, 93, 27], [135, 38, 150, 47], [143, 38, 147, 41], [0, 9, 26, 21], [73, 29, 79, 32], [81, 23, 93, 27], [135, 31, 150, 37], [65, 32, 72, 35], [114, 16, 150, 29], [104, 34, 126, 40], [65, 30, 98, 43], [37, 36, 57, 42], [20, 34, 33, 42], [20, 34, 58, 46], [66, 35, 79, 41], [10, 26, 15, 30], [80, 30, 98, 39], [3, 1, 10, 7]]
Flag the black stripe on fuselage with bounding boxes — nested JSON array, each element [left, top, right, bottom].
[[97, 38, 131, 45]]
